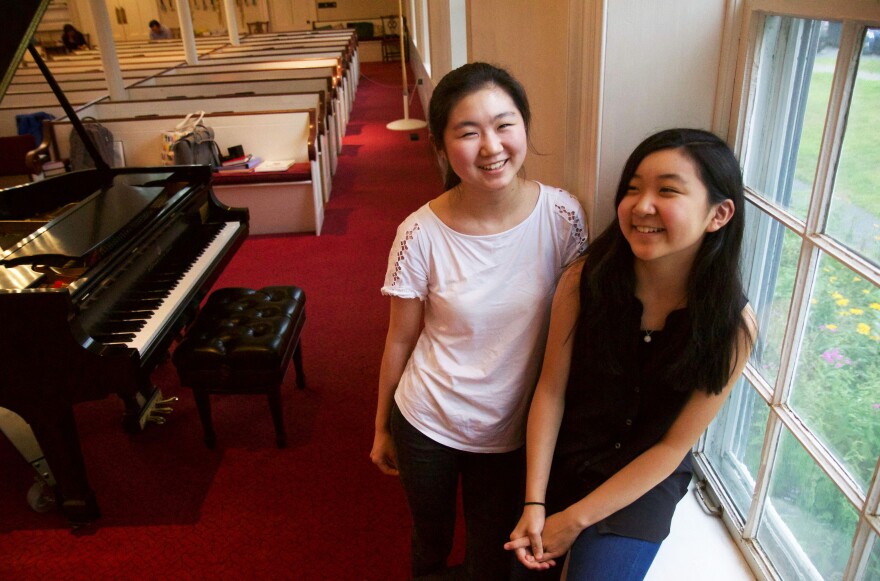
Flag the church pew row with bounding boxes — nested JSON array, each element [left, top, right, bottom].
[[124, 77, 340, 172], [48, 110, 324, 235], [75, 91, 333, 201], [133, 65, 349, 140]]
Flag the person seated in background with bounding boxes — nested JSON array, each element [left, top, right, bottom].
[[149, 20, 174, 40], [61, 24, 89, 51]]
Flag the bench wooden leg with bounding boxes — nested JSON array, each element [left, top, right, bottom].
[[266, 385, 286, 449], [292, 343, 306, 390], [192, 390, 217, 449]]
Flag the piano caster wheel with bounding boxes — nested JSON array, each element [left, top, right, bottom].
[[26, 480, 57, 514]]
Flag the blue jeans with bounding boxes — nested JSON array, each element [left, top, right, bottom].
[[564, 525, 661, 580], [390, 404, 523, 580]]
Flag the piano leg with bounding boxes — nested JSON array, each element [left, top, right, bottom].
[[27, 404, 100, 525]]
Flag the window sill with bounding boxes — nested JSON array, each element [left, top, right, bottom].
[[647, 484, 755, 580]]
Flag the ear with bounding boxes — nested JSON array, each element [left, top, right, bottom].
[[706, 199, 735, 232]]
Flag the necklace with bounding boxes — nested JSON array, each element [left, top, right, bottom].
[[642, 329, 655, 343]]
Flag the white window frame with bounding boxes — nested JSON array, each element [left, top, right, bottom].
[[693, 1, 880, 579]]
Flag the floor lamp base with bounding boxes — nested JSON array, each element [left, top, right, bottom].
[[387, 118, 428, 131]]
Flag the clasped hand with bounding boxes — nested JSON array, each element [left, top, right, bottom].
[[505, 506, 582, 570]]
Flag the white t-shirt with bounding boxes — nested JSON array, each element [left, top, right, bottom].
[[381, 183, 587, 452]]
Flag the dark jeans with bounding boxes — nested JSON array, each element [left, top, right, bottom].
[[390, 404, 523, 581]]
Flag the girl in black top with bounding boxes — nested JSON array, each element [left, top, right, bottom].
[[506, 128, 756, 579]]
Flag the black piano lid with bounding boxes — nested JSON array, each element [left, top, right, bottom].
[[2, 1, 49, 102], [1, 172, 174, 268]]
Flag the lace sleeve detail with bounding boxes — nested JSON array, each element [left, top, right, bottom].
[[381, 220, 428, 299], [553, 190, 588, 257], [390, 223, 421, 287]]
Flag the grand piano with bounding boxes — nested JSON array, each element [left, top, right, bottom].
[[0, 1, 248, 524]]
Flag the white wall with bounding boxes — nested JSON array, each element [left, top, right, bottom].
[[595, 0, 727, 227]]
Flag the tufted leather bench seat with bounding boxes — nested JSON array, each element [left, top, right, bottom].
[[172, 286, 306, 448]]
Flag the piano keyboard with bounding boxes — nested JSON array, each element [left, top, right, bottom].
[[92, 221, 243, 358]]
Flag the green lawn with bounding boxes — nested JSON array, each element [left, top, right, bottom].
[[798, 56, 879, 215]]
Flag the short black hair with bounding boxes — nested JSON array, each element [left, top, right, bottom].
[[149, 20, 160, 28], [428, 62, 531, 190]]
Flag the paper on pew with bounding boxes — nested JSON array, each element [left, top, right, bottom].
[[254, 159, 296, 172]]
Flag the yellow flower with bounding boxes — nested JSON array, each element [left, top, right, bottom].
[[871, 303, 880, 311], [853, 276, 861, 282], [832, 292, 844, 300], [850, 308, 864, 315], [829, 276, 838, 283], [857, 323, 870, 336], [811, 298, 818, 305], [836, 299, 849, 307], [838, 310, 851, 316], [825, 324, 838, 330]]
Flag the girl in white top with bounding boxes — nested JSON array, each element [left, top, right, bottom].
[[371, 62, 586, 580]]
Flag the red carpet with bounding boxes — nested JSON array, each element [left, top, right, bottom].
[[0, 61, 444, 580]]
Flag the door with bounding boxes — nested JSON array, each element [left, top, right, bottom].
[[107, 0, 157, 41], [267, 0, 314, 32]]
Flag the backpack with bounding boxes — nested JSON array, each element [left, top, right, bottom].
[[171, 124, 221, 168], [69, 118, 115, 171], [161, 111, 221, 168]]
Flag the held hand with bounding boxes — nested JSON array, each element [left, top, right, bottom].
[[370, 429, 399, 475], [536, 508, 584, 561], [504, 506, 557, 571]]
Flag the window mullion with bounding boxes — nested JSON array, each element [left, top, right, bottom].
[[771, 226, 816, 406], [844, 455, 879, 581], [743, 405, 782, 539], [805, 21, 861, 238], [809, 232, 880, 288]]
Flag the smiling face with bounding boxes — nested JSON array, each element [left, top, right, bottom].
[[618, 148, 734, 270], [440, 85, 528, 196]]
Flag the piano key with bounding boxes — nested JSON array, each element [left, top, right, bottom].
[[125, 221, 242, 358]]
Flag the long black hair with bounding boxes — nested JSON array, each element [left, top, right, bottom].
[[428, 62, 531, 190], [577, 128, 750, 395]]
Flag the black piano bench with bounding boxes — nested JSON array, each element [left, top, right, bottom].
[[172, 286, 306, 449]]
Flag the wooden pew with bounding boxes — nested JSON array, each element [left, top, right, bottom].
[[76, 91, 334, 201], [48, 110, 324, 235], [133, 66, 349, 138], [124, 77, 341, 169]]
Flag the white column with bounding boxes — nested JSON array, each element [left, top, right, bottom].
[[175, 0, 198, 65], [224, 0, 241, 45], [87, 0, 126, 100]]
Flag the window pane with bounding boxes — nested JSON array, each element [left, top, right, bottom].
[[825, 27, 880, 266], [704, 377, 766, 519], [758, 428, 857, 580], [742, 16, 834, 219], [741, 203, 798, 385], [789, 252, 880, 490]]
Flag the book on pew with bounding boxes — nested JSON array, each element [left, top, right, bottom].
[[254, 159, 296, 173], [41, 160, 67, 177], [215, 156, 263, 172], [220, 153, 255, 168]]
